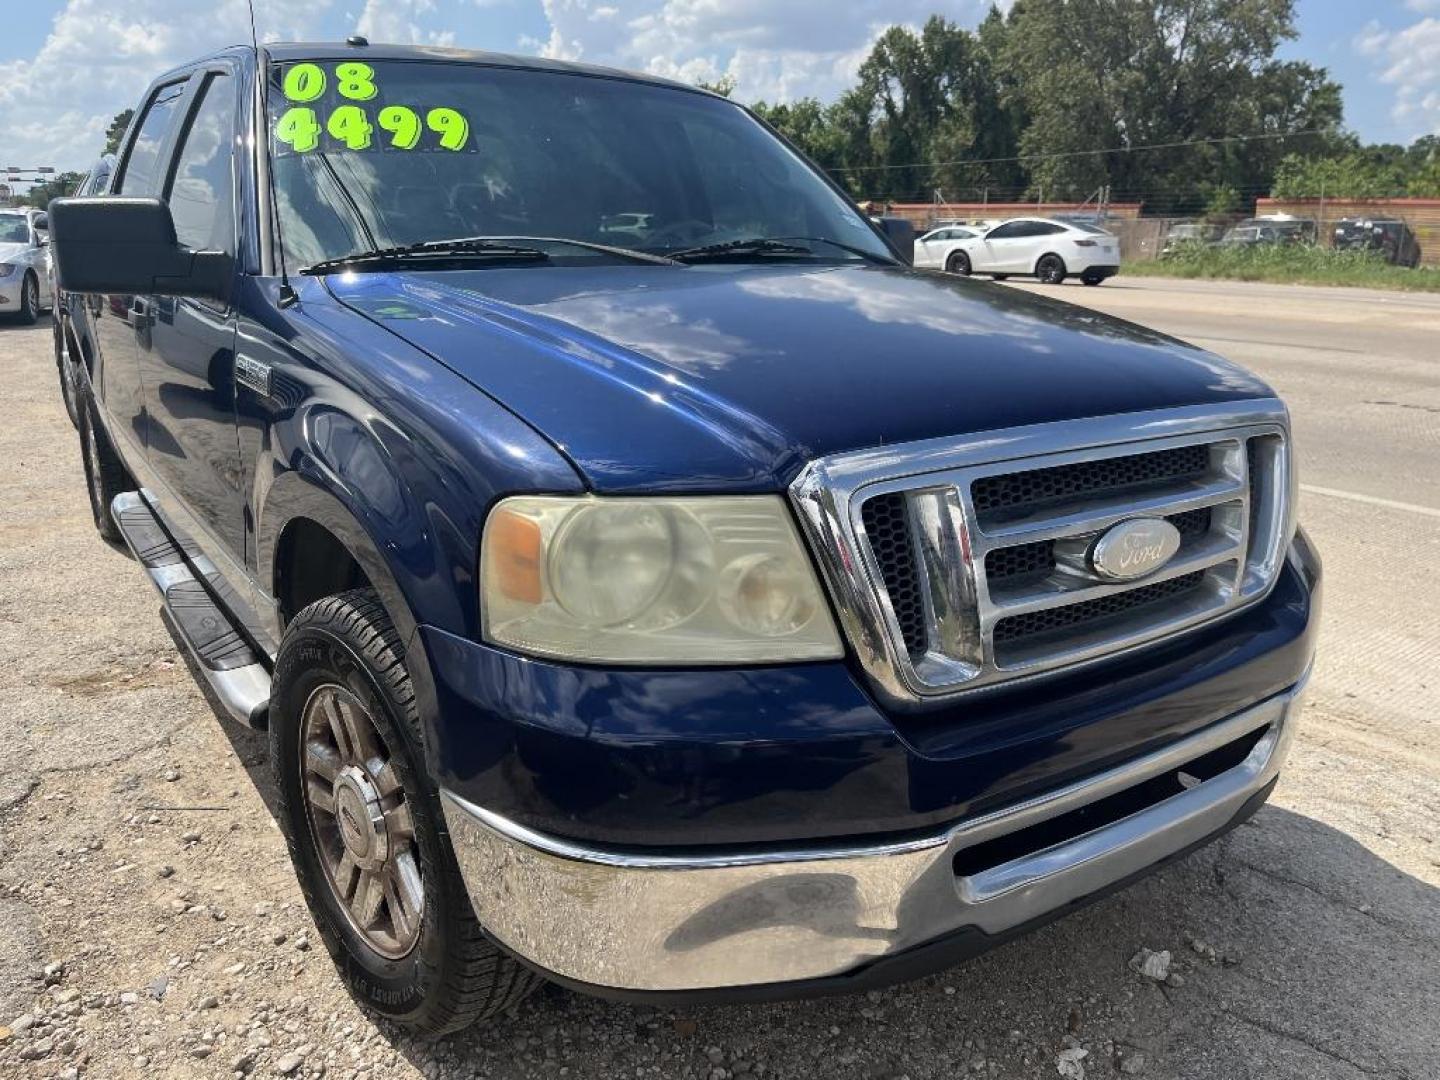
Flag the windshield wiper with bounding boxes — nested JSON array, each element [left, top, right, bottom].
[[667, 238, 816, 263], [667, 235, 895, 265], [302, 234, 683, 276], [483, 236, 683, 265], [301, 238, 551, 276]]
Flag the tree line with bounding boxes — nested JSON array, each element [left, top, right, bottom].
[[741, 2, 1439, 215], [13, 9, 1440, 215]]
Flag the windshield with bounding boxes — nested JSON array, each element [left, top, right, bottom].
[[0, 216, 29, 244], [266, 59, 890, 270]]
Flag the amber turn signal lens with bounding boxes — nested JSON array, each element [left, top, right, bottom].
[[487, 509, 543, 604]]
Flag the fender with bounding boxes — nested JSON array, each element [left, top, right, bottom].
[[258, 470, 420, 645], [244, 275, 585, 651]]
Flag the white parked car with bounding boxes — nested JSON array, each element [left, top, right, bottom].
[[913, 225, 982, 269], [0, 208, 54, 323], [935, 217, 1121, 286]]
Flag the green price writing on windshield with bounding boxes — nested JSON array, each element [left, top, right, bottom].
[[274, 63, 471, 154], [276, 107, 322, 153]]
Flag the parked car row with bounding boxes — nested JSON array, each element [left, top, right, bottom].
[[914, 216, 1121, 285], [1162, 214, 1423, 268]]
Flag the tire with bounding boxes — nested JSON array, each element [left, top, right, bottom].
[[17, 273, 39, 325], [1081, 271, 1105, 287], [79, 394, 131, 544], [270, 589, 541, 1035], [1036, 254, 1067, 285], [945, 250, 971, 276], [56, 324, 80, 429]]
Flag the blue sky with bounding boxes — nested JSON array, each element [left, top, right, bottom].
[[2, 1, 1437, 177]]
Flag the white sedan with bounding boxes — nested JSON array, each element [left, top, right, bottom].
[[933, 217, 1121, 286], [0, 209, 54, 323], [912, 225, 982, 269]]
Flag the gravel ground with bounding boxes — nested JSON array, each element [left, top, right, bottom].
[[2, 283, 1438, 1080]]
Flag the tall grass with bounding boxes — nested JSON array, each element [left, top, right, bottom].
[[1125, 244, 1440, 293]]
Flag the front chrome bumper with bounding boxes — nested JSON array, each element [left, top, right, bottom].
[[442, 672, 1308, 993]]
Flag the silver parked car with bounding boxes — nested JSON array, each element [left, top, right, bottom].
[[0, 208, 54, 324]]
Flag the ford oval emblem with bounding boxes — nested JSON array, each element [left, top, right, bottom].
[[1089, 518, 1182, 581]]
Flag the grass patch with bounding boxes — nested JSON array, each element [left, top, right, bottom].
[[1124, 244, 1440, 293]]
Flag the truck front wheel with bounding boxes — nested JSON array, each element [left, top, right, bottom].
[[270, 589, 541, 1035]]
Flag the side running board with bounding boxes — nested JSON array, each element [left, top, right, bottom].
[[111, 492, 271, 728]]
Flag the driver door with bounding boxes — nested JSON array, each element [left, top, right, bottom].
[[136, 65, 248, 574], [980, 221, 1029, 272], [915, 229, 951, 267]]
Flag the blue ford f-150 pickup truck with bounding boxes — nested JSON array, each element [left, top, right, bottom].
[[49, 42, 1320, 1036]]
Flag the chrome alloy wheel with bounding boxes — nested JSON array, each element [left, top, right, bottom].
[[300, 684, 423, 959]]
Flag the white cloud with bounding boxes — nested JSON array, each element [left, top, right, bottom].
[[0, 0, 332, 173], [1358, 17, 1440, 138], [357, 0, 456, 45], [535, 0, 995, 103]]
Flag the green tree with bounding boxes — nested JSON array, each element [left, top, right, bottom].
[[1272, 152, 1408, 199], [696, 76, 736, 99], [103, 108, 134, 155], [751, 97, 847, 175], [834, 16, 1020, 201], [21, 172, 85, 209], [995, 0, 1343, 210]]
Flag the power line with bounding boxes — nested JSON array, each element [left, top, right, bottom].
[[838, 129, 1331, 173]]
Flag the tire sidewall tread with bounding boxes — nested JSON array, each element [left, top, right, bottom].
[[270, 589, 539, 1036]]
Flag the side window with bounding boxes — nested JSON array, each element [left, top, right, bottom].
[[166, 73, 237, 253], [1037, 223, 1067, 236], [988, 222, 1024, 239], [117, 82, 187, 196]]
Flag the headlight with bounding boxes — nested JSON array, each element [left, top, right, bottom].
[[481, 495, 843, 664], [0, 264, 16, 279]]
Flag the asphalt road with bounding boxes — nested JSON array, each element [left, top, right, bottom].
[[1, 278, 1437, 1080]]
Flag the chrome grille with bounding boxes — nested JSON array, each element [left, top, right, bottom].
[[971, 443, 1210, 520], [789, 404, 1293, 708]]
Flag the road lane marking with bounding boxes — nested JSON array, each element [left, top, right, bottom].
[[1301, 484, 1440, 520]]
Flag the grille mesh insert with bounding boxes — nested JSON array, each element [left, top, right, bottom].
[[971, 443, 1211, 519], [993, 570, 1208, 649], [985, 540, 1055, 583], [860, 494, 927, 658]]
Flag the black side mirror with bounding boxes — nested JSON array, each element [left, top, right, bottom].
[[877, 216, 915, 265], [32, 212, 49, 244], [49, 197, 230, 300]]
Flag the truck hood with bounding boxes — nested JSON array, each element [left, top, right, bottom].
[[325, 264, 1272, 493]]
